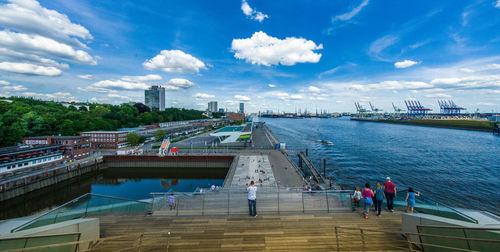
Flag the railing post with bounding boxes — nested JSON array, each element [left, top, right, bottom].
[[85, 196, 90, 217], [227, 190, 230, 215], [151, 194, 155, 213], [325, 191, 330, 213], [462, 228, 471, 251], [302, 191, 305, 213], [406, 233, 414, 251], [334, 227, 340, 252], [202, 193, 205, 216], [176, 196, 179, 216], [277, 186, 280, 214]]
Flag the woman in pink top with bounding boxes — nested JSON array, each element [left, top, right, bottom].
[[362, 183, 374, 219]]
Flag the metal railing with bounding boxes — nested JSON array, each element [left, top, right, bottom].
[[11, 193, 151, 233], [394, 189, 478, 223], [333, 226, 500, 252], [151, 188, 354, 216]]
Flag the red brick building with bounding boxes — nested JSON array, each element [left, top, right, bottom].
[[23, 136, 91, 160], [226, 112, 245, 121], [80, 131, 128, 149]]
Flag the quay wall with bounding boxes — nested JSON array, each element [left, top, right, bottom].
[[351, 118, 495, 132], [0, 159, 103, 202], [103, 155, 234, 169]]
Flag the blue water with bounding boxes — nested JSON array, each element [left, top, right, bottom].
[[91, 178, 223, 200], [263, 117, 500, 214]]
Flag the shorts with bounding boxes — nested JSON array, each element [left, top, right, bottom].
[[408, 199, 415, 207]]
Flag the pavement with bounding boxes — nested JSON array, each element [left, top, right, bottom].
[[230, 155, 275, 187]]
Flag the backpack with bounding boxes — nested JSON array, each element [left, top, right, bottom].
[[364, 197, 373, 205]]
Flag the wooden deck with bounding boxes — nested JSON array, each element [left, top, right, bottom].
[[90, 211, 409, 251]]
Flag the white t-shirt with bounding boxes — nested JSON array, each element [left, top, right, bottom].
[[247, 185, 257, 200]]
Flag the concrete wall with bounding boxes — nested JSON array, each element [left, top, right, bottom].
[[103, 155, 234, 169]]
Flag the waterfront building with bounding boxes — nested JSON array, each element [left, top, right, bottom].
[[208, 101, 218, 113], [145, 85, 165, 111], [239, 102, 244, 114], [0, 145, 65, 174], [23, 136, 91, 160], [218, 108, 225, 113], [226, 112, 245, 121], [80, 131, 128, 149]]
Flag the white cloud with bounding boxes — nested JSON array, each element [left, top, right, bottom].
[[77, 74, 93, 79], [231, 31, 323, 66], [424, 93, 452, 98], [167, 78, 195, 89], [0, 30, 96, 64], [193, 93, 215, 99], [0, 62, 61, 76], [235, 95, 251, 101], [477, 102, 495, 106], [0, 0, 92, 45], [2, 84, 27, 91], [431, 78, 462, 85], [351, 80, 433, 91], [394, 59, 418, 68], [165, 86, 179, 91], [368, 35, 398, 60], [290, 94, 303, 100], [22, 91, 76, 101], [143, 50, 206, 73], [87, 80, 149, 91], [496, 0, 500, 8], [308, 85, 321, 93], [121, 74, 162, 82], [332, 0, 369, 22], [241, 0, 269, 22], [0, 80, 10, 85], [268, 84, 276, 88]]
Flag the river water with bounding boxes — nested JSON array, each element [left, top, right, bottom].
[[262, 117, 500, 214]]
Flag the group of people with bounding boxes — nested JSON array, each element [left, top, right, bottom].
[[352, 177, 420, 218]]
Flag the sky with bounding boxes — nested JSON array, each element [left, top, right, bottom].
[[1, 0, 500, 113]]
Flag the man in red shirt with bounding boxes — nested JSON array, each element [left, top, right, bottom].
[[383, 177, 396, 212]]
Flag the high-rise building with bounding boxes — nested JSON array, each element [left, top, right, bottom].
[[208, 101, 218, 113], [239, 102, 244, 114], [145, 85, 165, 111]]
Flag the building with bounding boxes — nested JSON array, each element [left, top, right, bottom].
[[23, 136, 91, 160], [239, 103, 244, 114], [210, 123, 252, 143], [0, 145, 65, 174], [145, 85, 165, 111], [218, 108, 225, 113], [80, 131, 129, 149], [226, 112, 245, 121], [208, 101, 218, 113]]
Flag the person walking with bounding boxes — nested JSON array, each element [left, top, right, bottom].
[[362, 183, 374, 219], [168, 193, 176, 210], [352, 187, 362, 208], [374, 182, 385, 216], [247, 181, 257, 217], [405, 187, 421, 213], [383, 177, 397, 212]]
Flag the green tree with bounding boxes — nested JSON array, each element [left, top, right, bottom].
[[126, 132, 142, 146], [154, 129, 166, 142]]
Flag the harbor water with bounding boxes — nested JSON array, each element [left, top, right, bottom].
[[263, 117, 500, 214]]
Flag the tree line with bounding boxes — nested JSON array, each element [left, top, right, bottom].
[[0, 97, 207, 147]]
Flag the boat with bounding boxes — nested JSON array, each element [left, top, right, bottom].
[[321, 140, 334, 146]]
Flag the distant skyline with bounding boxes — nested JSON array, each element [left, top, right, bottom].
[[0, 0, 500, 113]]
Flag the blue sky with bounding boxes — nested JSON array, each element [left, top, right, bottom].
[[1, 0, 500, 113]]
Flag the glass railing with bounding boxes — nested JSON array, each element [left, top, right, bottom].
[[394, 189, 478, 223], [11, 193, 151, 233], [0, 233, 80, 252], [417, 226, 500, 252], [151, 188, 353, 216]]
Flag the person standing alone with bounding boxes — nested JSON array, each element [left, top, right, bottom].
[[383, 177, 396, 212], [247, 181, 257, 217]]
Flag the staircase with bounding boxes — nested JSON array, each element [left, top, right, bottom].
[[90, 211, 409, 251]]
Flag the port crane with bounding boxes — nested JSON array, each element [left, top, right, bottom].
[[354, 102, 370, 114], [392, 102, 405, 113], [369, 102, 382, 113]]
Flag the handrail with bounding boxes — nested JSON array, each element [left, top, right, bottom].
[[0, 232, 81, 241], [11, 193, 150, 233], [417, 225, 500, 231], [396, 189, 479, 224]]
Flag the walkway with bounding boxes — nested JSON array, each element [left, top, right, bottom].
[[91, 212, 407, 251], [230, 155, 275, 187]]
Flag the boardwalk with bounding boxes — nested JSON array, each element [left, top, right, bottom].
[[91, 212, 407, 251]]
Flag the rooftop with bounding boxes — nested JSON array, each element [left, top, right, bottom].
[[0, 145, 63, 156], [214, 126, 245, 133], [24, 135, 89, 140], [80, 131, 127, 134]]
